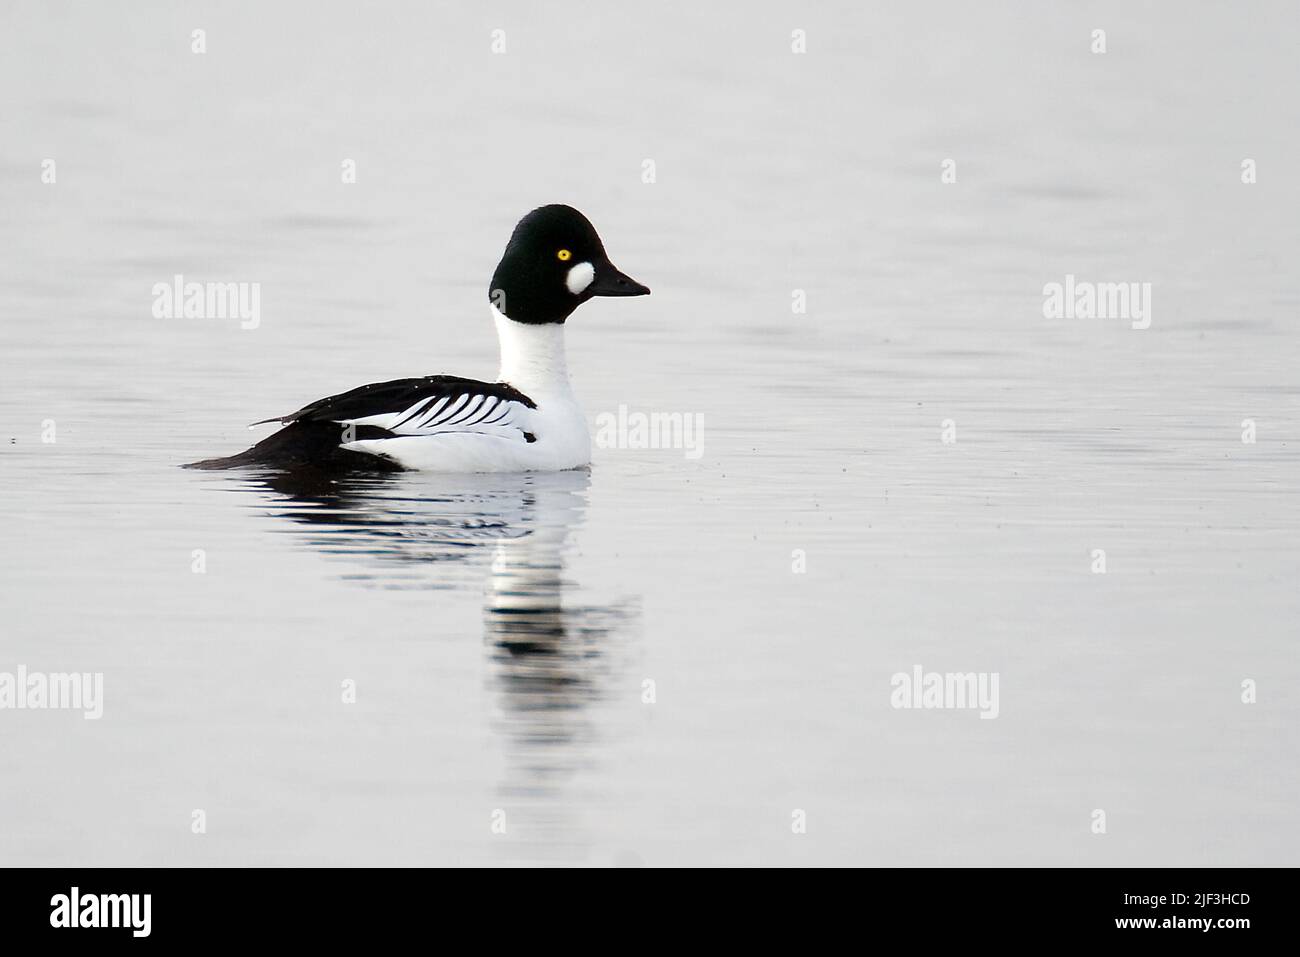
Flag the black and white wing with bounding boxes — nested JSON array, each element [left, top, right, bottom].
[[274, 375, 537, 441], [186, 376, 536, 470]]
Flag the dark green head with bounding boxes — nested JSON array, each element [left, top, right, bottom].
[[489, 205, 650, 324]]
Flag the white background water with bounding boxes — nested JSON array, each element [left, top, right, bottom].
[[1, 1, 1297, 866]]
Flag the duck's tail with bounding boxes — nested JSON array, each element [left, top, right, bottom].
[[183, 421, 402, 471]]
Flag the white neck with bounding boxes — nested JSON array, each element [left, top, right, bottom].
[[492, 304, 572, 397]]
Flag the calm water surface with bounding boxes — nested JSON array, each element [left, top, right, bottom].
[[1, 2, 1297, 865]]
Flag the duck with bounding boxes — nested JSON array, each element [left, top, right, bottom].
[[186, 205, 649, 472]]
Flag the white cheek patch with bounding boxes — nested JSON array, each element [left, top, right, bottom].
[[565, 261, 595, 295]]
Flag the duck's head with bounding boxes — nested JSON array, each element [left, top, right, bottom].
[[489, 204, 650, 324]]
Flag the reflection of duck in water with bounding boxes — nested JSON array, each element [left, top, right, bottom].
[[251, 466, 543, 586], [232, 466, 637, 813], [483, 476, 632, 787]]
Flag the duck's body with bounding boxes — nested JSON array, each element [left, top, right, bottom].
[[187, 206, 648, 473], [313, 306, 591, 473]]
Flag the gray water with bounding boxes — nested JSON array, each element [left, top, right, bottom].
[[1, 1, 1297, 866]]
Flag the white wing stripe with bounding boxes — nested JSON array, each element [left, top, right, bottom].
[[425, 394, 469, 427], [327, 390, 532, 440], [393, 397, 438, 429], [445, 395, 485, 425], [467, 396, 498, 424], [410, 396, 449, 427]]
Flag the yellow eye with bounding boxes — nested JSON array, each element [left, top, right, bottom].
[[557, 249, 572, 261]]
